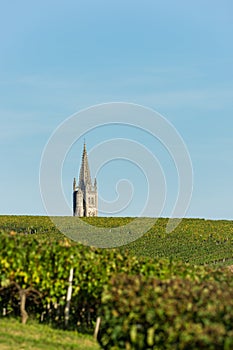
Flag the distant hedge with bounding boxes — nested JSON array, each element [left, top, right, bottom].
[[98, 273, 233, 349]]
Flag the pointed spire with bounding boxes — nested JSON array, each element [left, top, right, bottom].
[[78, 141, 92, 190], [73, 177, 76, 191]]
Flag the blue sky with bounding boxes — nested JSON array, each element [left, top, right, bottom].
[[1, 1, 233, 219]]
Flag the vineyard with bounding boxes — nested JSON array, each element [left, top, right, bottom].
[[0, 215, 233, 349], [1, 215, 233, 265], [123, 217, 233, 265]]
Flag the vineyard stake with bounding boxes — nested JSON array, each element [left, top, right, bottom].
[[94, 316, 101, 340], [64, 267, 74, 327]]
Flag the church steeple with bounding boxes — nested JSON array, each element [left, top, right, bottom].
[[78, 141, 92, 191], [73, 142, 98, 217]]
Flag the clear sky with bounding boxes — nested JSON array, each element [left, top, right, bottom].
[[1, 1, 233, 219]]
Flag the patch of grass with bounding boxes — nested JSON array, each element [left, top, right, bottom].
[[0, 318, 100, 350]]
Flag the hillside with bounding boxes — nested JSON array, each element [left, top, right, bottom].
[[0, 216, 232, 266]]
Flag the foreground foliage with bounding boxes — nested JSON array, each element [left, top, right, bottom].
[[0, 216, 233, 349], [99, 274, 233, 349], [1, 228, 210, 328]]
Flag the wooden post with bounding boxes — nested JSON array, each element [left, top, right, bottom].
[[64, 267, 74, 327], [19, 289, 28, 324], [94, 316, 101, 340]]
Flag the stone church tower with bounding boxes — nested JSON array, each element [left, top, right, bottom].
[[73, 143, 98, 217]]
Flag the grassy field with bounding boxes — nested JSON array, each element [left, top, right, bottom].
[[0, 318, 100, 350]]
